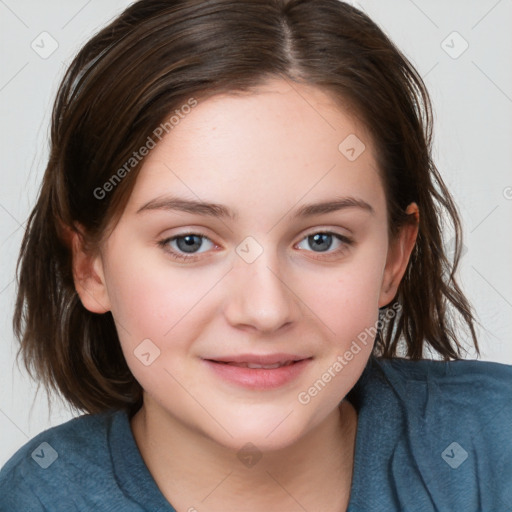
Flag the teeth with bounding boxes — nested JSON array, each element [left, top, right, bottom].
[[225, 360, 294, 369], [247, 362, 282, 369]]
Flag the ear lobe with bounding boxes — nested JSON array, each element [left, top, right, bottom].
[[378, 203, 419, 308], [69, 226, 111, 314]]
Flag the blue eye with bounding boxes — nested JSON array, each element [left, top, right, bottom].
[[158, 233, 215, 261], [296, 232, 353, 260], [158, 230, 353, 263], [301, 232, 338, 252]]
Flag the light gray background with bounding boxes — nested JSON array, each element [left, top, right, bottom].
[[1, 0, 511, 466]]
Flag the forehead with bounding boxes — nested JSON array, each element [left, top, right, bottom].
[[124, 78, 385, 221]]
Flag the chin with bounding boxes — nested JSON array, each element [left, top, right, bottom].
[[199, 405, 319, 454]]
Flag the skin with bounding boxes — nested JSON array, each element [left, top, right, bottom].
[[72, 78, 419, 512]]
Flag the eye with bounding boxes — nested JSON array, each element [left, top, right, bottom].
[[158, 230, 354, 263], [295, 231, 353, 260], [157, 233, 216, 262]]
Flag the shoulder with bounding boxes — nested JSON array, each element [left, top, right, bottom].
[[375, 353, 512, 379], [348, 356, 512, 510], [370, 355, 512, 410], [368, 355, 512, 393], [358, 355, 512, 436], [0, 409, 122, 510]]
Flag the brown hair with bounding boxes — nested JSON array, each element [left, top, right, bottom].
[[13, 0, 479, 415]]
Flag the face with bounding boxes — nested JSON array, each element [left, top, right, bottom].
[[75, 78, 417, 452]]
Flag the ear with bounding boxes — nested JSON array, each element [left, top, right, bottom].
[[378, 203, 419, 308], [68, 225, 111, 314]]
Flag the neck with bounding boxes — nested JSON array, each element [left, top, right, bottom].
[[131, 397, 357, 512]]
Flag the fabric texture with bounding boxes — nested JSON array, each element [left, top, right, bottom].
[[1, 355, 511, 511]]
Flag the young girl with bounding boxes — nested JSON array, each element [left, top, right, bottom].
[[1, 0, 511, 510]]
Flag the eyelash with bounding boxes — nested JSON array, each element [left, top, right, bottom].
[[157, 230, 354, 263]]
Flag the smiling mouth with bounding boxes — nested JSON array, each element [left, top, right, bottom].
[[203, 357, 312, 389]]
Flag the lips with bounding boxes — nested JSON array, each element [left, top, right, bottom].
[[203, 356, 312, 389], [204, 353, 310, 368], [215, 360, 296, 369]]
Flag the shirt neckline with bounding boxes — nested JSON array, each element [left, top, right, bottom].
[[109, 360, 374, 511], [109, 409, 178, 511]]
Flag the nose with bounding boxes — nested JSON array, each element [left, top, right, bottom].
[[223, 247, 299, 334]]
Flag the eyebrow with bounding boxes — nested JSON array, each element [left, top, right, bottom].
[[136, 195, 375, 220]]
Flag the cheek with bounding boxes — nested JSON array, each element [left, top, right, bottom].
[[105, 260, 169, 338], [293, 253, 384, 415], [102, 254, 205, 393], [300, 246, 386, 340], [104, 239, 180, 320], [103, 250, 219, 354]]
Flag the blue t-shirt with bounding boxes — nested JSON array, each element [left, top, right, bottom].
[[1, 356, 511, 511]]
